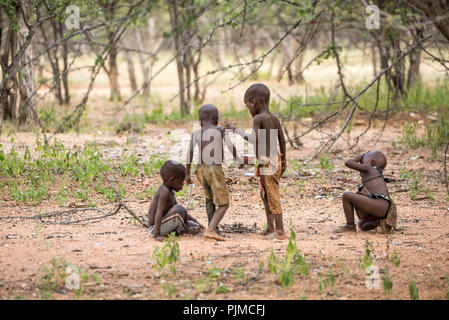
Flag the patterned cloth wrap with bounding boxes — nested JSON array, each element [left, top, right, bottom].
[[356, 186, 397, 233], [149, 213, 186, 236], [195, 164, 230, 207], [256, 154, 283, 215]]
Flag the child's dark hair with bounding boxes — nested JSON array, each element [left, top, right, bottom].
[[198, 104, 219, 124], [160, 160, 186, 181], [244, 83, 270, 105]]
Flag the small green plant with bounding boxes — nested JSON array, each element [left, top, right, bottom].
[[152, 232, 180, 274], [119, 151, 140, 177], [207, 267, 228, 294], [38, 258, 101, 299], [401, 122, 425, 150], [408, 273, 419, 300], [216, 282, 228, 294], [267, 249, 279, 274], [267, 228, 309, 287], [295, 179, 303, 194], [144, 154, 168, 175], [233, 267, 247, 285], [162, 282, 178, 298], [358, 238, 374, 271], [319, 153, 335, 171], [39, 107, 58, 131], [383, 268, 393, 295], [401, 116, 449, 157], [194, 266, 229, 295], [38, 258, 68, 299], [444, 275, 449, 300], [399, 168, 433, 200], [318, 265, 336, 293], [391, 249, 401, 267]]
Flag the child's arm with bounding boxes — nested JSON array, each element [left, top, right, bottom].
[[278, 122, 287, 176], [185, 133, 197, 185], [344, 154, 369, 172], [153, 191, 169, 239], [253, 116, 263, 159], [185, 211, 205, 231], [222, 128, 244, 167], [225, 124, 255, 144]]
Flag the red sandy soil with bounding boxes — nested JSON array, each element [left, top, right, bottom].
[[0, 118, 448, 300]]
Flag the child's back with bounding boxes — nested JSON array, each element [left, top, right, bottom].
[[244, 83, 287, 239], [186, 104, 242, 241]]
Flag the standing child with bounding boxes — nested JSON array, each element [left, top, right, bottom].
[[186, 104, 243, 241], [228, 83, 287, 239], [148, 160, 203, 241], [336, 151, 397, 233]]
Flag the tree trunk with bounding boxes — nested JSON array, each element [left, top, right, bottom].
[[407, 28, 423, 90], [124, 49, 137, 93], [169, 0, 189, 114], [371, 41, 378, 78], [135, 30, 149, 97], [59, 21, 70, 105], [108, 44, 121, 101], [405, 0, 449, 41], [391, 36, 405, 100], [18, 0, 35, 126]]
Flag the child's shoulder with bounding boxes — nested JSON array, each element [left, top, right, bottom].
[[157, 184, 171, 195], [254, 112, 280, 125]]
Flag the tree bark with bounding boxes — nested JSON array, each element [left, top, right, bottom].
[[124, 49, 137, 93], [405, 0, 449, 41], [18, 0, 35, 126], [135, 30, 149, 97], [108, 45, 121, 101], [169, 0, 189, 114], [407, 29, 422, 90], [59, 21, 70, 105]]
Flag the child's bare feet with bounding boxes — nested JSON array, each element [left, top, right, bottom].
[[359, 219, 380, 231], [335, 224, 357, 233], [204, 231, 225, 241], [261, 229, 276, 236], [275, 231, 287, 240]]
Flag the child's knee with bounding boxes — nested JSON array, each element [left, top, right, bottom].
[[172, 205, 187, 218], [342, 191, 354, 201], [219, 203, 229, 210]]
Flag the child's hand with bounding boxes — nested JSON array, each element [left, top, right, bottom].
[[223, 123, 237, 131], [185, 174, 193, 185], [354, 154, 363, 162], [280, 159, 287, 176]]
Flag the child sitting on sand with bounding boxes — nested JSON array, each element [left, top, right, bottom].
[[227, 83, 287, 240], [186, 104, 243, 241], [336, 151, 397, 233], [148, 160, 204, 241]]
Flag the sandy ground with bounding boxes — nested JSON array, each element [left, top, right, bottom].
[[1, 114, 448, 300]]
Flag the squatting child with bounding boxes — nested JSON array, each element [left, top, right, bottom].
[[337, 151, 397, 233], [148, 160, 203, 241]]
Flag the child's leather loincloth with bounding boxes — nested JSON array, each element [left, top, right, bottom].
[[256, 154, 283, 215], [195, 164, 229, 206], [149, 213, 186, 236], [356, 187, 397, 233]]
